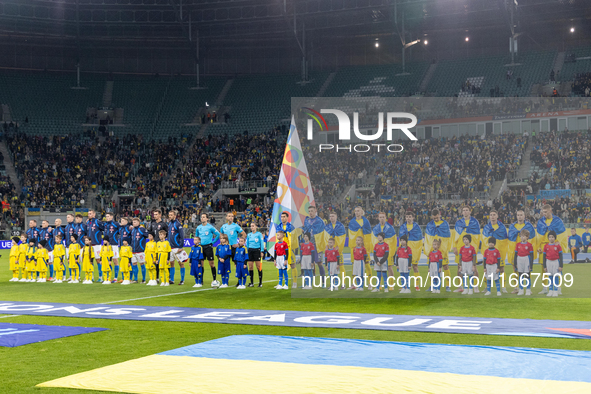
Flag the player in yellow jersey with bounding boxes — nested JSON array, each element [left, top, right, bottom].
[[81, 236, 95, 284], [53, 233, 66, 283], [25, 238, 38, 282], [100, 237, 114, 285], [119, 239, 133, 285], [144, 232, 157, 286], [9, 236, 20, 281], [17, 234, 27, 282], [68, 234, 81, 283], [36, 240, 50, 282], [157, 229, 172, 287]]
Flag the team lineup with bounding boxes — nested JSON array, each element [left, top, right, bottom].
[[5, 203, 585, 296], [298, 204, 579, 296]]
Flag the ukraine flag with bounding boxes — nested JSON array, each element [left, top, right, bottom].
[[536, 215, 568, 261], [399, 222, 423, 265], [424, 220, 451, 264], [453, 217, 481, 258], [371, 222, 397, 262], [303, 216, 327, 253], [325, 221, 347, 254], [348, 217, 373, 260], [482, 221, 509, 265], [507, 221, 537, 264]]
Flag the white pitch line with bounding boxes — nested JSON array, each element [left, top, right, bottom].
[[103, 280, 278, 305], [0, 315, 21, 319], [102, 288, 215, 304]]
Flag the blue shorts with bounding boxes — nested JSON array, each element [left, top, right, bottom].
[[218, 260, 231, 275], [235, 262, 248, 278]]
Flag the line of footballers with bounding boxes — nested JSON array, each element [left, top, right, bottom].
[[294, 204, 576, 296], [6, 204, 580, 295], [6, 209, 278, 289]]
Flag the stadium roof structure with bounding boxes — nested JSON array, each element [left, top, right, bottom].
[[0, 0, 590, 75], [0, 0, 589, 44]]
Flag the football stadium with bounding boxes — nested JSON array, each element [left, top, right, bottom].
[[1, 0, 591, 392]]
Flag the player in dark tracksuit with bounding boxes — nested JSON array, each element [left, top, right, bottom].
[[130, 219, 148, 283], [103, 213, 120, 282], [149, 209, 168, 280], [86, 210, 104, 280], [167, 210, 187, 285]]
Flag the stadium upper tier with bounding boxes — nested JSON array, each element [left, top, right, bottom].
[[206, 72, 329, 137], [426, 51, 556, 98], [0, 72, 104, 135], [321, 62, 430, 98], [2, 48, 591, 140]]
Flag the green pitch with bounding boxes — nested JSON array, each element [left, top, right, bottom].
[[1, 250, 591, 394]]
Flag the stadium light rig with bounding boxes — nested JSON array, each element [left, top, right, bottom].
[[465, 37, 469, 42], [570, 27, 575, 33], [375, 39, 379, 48]]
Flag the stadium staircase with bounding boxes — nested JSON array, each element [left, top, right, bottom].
[[216, 78, 234, 106], [551, 52, 566, 78], [102, 81, 114, 108], [150, 75, 173, 137], [316, 72, 336, 97], [513, 142, 534, 183], [419, 62, 437, 92], [206, 72, 327, 137], [193, 78, 234, 139], [0, 140, 21, 193], [86, 189, 100, 211], [1, 104, 11, 122]]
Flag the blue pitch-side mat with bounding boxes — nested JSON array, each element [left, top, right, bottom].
[[1, 301, 591, 339], [0, 322, 107, 347], [161, 335, 591, 382]]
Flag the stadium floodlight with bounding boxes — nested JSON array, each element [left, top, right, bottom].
[[570, 27, 575, 33], [404, 39, 421, 49], [465, 37, 469, 42], [375, 39, 379, 48], [423, 40, 428, 45]]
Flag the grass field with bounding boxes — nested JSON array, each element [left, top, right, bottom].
[[1, 250, 591, 393]]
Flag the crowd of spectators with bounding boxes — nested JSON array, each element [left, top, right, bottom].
[[155, 127, 284, 207], [528, 129, 591, 193], [366, 135, 526, 202], [5, 132, 184, 209], [572, 72, 591, 97]]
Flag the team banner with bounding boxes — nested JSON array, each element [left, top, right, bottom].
[[539, 189, 571, 199], [0, 302, 590, 339], [0, 322, 106, 347]]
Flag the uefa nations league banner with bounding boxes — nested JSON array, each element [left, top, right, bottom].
[[0, 301, 590, 339]]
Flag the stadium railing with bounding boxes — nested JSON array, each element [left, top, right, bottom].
[[219, 180, 273, 190], [365, 191, 491, 203]]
